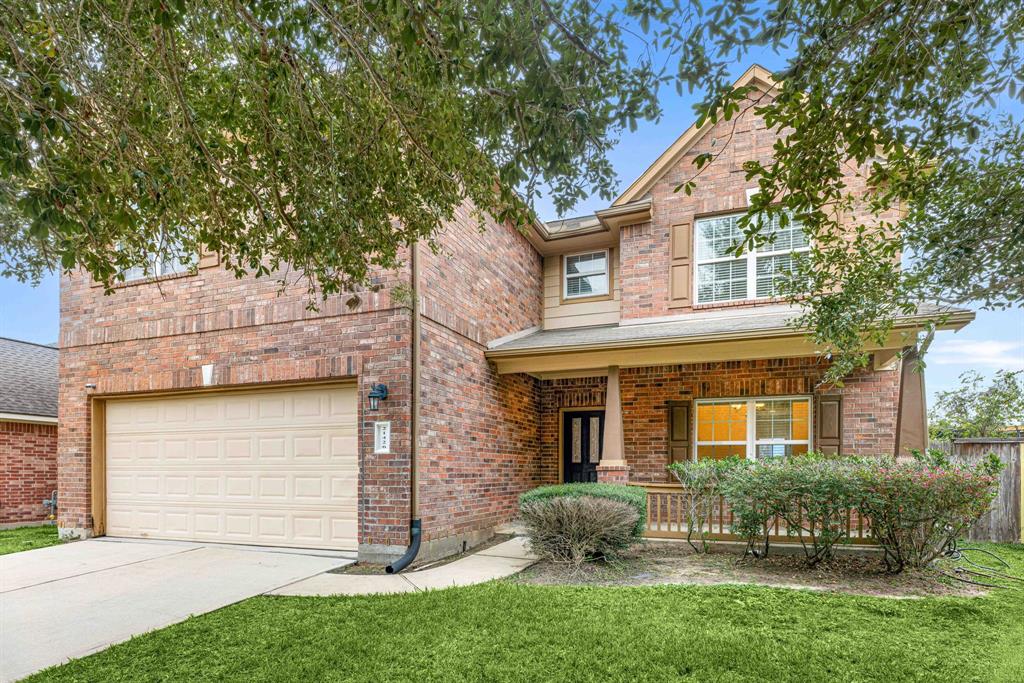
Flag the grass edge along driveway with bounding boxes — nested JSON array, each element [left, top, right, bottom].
[[26, 543, 1024, 683], [0, 525, 60, 556]]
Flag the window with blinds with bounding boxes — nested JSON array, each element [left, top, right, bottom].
[[563, 250, 610, 299], [694, 212, 809, 304]]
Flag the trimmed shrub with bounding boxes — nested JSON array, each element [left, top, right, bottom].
[[770, 456, 864, 565], [717, 461, 785, 558], [520, 496, 640, 569], [519, 484, 647, 568], [519, 483, 647, 537], [668, 457, 747, 552], [667, 451, 1000, 571], [857, 453, 1002, 571]]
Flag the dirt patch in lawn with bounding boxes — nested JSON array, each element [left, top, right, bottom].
[[513, 541, 987, 598]]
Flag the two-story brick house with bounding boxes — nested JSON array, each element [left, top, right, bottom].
[[57, 65, 972, 563]]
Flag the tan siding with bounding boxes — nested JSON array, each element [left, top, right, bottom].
[[543, 249, 621, 330]]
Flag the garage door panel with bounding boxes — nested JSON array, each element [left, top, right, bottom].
[[105, 503, 357, 550], [106, 385, 358, 550], [107, 429, 354, 466], [106, 388, 356, 433], [109, 469, 355, 505]]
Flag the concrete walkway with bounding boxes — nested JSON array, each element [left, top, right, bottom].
[[1, 538, 353, 682], [1, 536, 535, 680], [271, 536, 538, 596]]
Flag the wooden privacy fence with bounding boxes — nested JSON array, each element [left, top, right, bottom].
[[642, 484, 875, 546], [931, 438, 1023, 543]]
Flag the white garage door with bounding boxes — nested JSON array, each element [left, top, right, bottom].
[[105, 384, 358, 551]]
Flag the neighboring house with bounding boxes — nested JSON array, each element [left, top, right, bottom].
[[57, 65, 972, 562], [0, 337, 58, 527]]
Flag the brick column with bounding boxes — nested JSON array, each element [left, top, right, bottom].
[[598, 365, 629, 483]]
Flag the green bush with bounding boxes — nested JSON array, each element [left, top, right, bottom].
[[717, 461, 785, 558], [856, 452, 1002, 571], [520, 483, 647, 538], [763, 456, 864, 564], [668, 457, 747, 552], [666, 452, 1001, 570]]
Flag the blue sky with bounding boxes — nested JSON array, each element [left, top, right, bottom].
[[1, 47, 1022, 405]]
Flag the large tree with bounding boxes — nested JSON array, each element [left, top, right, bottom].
[[680, 1, 1024, 381], [0, 0, 672, 298], [1, 1, 1021, 381]]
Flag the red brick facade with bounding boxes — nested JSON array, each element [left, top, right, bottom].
[[0, 421, 58, 525], [416, 204, 544, 553], [619, 86, 901, 321], [58, 201, 542, 559], [57, 74, 913, 560]]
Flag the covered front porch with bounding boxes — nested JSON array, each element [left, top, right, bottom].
[[533, 361, 882, 543], [486, 305, 971, 543]]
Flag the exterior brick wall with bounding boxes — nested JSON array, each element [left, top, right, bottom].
[[58, 197, 544, 558], [59, 307, 414, 547], [417, 203, 544, 548], [0, 421, 58, 525], [618, 85, 901, 321], [59, 216, 417, 548], [539, 356, 901, 485]]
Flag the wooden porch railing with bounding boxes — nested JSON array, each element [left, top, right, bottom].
[[642, 483, 875, 546]]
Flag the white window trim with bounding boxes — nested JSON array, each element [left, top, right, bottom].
[[692, 396, 813, 461], [562, 248, 610, 300], [693, 212, 810, 305]]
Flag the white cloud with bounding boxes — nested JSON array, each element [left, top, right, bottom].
[[929, 339, 1024, 371]]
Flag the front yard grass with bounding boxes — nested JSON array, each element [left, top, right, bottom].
[[28, 542, 1024, 682], [0, 524, 60, 556]]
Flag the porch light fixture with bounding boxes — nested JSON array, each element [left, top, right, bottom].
[[367, 383, 389, 411]]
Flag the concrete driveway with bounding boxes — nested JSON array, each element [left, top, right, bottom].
[[0, 538, 352, 682]]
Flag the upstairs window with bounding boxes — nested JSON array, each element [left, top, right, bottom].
[[694, 212, 809, 304], [563, 249, 610, 300], [121, 230, 196, 283]]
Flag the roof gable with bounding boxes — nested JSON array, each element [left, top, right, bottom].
[[613, 64, 778, 206]]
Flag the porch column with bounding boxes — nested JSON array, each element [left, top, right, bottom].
[[597, 365, 630, 483]]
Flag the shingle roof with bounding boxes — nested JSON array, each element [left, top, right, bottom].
[[0, 337, 58, 418], [487, 303, 974, 355]]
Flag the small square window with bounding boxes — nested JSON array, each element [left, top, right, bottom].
[[563, 250, 609, 300]]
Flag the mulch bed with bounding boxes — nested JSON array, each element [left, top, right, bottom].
[[513, 540, 987, 598]]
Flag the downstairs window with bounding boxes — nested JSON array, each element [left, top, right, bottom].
[[695, 397, 811, 461]]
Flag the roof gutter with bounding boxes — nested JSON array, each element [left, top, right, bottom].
[[594, 198, 653, 230], [0, 412, 58, 425]]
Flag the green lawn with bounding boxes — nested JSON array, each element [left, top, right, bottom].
[[27, 543, 1024, 682], [0, 524, 60, 556]]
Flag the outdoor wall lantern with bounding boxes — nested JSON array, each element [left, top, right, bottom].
[[367, 383, 389, 411]]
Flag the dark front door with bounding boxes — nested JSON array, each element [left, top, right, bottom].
[[563, 410, 605, 483]]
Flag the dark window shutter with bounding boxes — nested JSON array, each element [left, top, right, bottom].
[[668, 401, 692, 464], [815, 395, 842, 455]]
